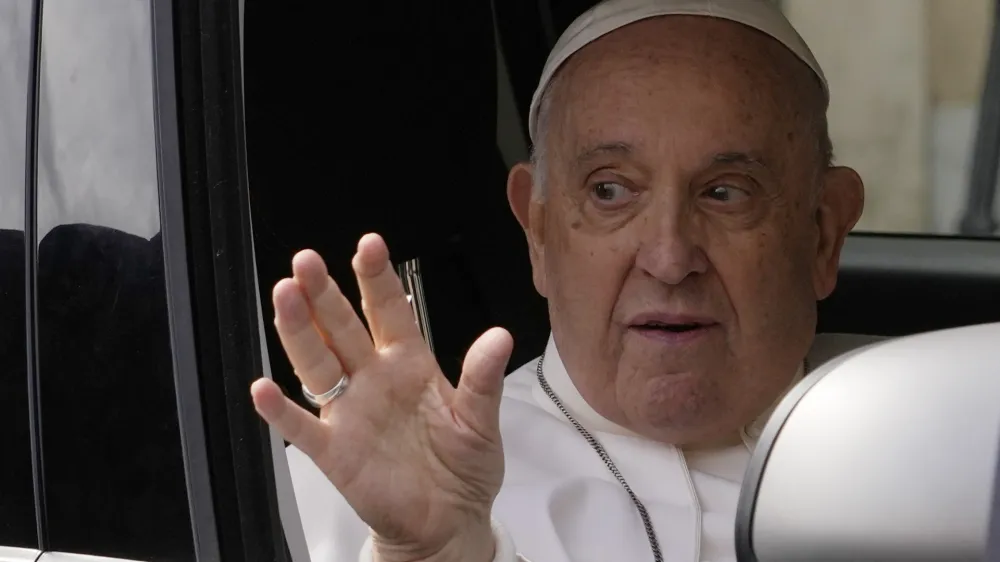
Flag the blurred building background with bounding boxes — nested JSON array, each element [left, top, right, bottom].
[[783, 0, 996, 234]]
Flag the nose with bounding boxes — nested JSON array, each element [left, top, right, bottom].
[[634, 210, 709, 285]]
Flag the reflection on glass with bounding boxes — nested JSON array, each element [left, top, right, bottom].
[[0, 2, 37, 550], [782, 0, 1000, 236], [34, 1, 194, 560]]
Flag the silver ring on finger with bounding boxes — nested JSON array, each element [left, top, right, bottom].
[[302, 374, 350, 408]]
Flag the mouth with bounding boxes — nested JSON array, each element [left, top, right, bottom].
[[627, 314, 720, 342], [633, 321, 711, 333]]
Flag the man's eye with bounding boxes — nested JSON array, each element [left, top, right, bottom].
[[703, 184, 750, 203], [591, 182, 632, 204]]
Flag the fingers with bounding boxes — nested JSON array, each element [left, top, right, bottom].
[[453, 328, 514, 439], [292, 249, 376, 373], [352, 234, 423, 348], [273, 278, 346, 396], [251, 378, 334, 464]]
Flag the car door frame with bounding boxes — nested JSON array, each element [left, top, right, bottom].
[[152, 0, 298, 560], [3, 0, 299, 560]]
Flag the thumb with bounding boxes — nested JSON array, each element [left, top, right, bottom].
[[453, 327, 514, 438]]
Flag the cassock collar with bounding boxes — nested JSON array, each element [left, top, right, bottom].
[[529, 334, 804, 447]]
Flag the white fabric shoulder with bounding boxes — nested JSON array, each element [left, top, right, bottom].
[[356, 518, 532, 562]]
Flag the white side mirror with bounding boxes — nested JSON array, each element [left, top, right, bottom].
[[736, 322, 1000, 562]]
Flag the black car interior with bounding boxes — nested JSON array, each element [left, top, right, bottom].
[[0, 229, 34, 549], [244, 0, 551, 394]]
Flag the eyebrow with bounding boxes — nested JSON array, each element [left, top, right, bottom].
[[572, 145, 773, 172], [713, 151, 770, 170], [574, 142, 634, 165]]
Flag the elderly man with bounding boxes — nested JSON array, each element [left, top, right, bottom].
[[250, 0, 866, 560]]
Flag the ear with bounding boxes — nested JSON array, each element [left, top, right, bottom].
[[813, 166, 865, 300], [507, 162, 548, 297]]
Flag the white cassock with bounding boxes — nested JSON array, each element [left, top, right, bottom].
[[287, 332, 881, 562]]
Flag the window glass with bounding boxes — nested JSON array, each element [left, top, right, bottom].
[[783, 0, 1000, 236], [34, 1, 194, 560], [0, 2, 38, 549]]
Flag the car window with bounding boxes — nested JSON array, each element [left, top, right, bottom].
[[782, 0, 999, 237], [32, 1, 194, 560], [0, 1, 38, 551]]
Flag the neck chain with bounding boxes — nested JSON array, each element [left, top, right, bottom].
[[536, 354, 810, 562], [535, 355, 664, 562]]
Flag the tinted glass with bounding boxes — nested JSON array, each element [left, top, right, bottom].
[[34, 1, 194, 560], [0, 2, 38, 549]]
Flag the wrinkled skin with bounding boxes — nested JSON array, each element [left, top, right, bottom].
[[507, 17, 864, 447]]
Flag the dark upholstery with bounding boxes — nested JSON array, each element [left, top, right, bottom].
[[33, 224, 192, 561], [493, 0, 602, 139], [0, 228, 36, 549], [818, 268, 1000, 336], [244, 1, 547, 394]]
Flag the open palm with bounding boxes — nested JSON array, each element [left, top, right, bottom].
[[250, 234, 513, 562]]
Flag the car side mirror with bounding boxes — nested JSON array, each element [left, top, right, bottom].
[[737, 322, 1000, 562]]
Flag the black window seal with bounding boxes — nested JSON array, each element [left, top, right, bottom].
[[23, 0, 47, 550], [150, 0, 223, 560], [167, 0, 291, 559]]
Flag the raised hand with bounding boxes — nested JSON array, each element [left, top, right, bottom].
[[250, 234, 514, 562]]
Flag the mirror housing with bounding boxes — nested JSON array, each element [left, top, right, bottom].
[[736, 323, 1000, 562]]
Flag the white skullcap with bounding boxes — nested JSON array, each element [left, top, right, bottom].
[[527, 0, 827, 144]]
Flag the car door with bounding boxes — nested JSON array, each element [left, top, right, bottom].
[[0, 0, 302, 560]]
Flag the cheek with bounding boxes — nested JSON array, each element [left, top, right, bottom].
[[545, 224, 633, 325], [710, 229, 814, 328]]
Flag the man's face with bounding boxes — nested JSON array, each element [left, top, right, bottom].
[[510, 17, 863, 446]]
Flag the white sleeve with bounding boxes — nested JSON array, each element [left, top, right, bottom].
[[357, 518, 531, 562]]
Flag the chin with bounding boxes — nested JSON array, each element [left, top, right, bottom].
[[633, 372, 712, 421]]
